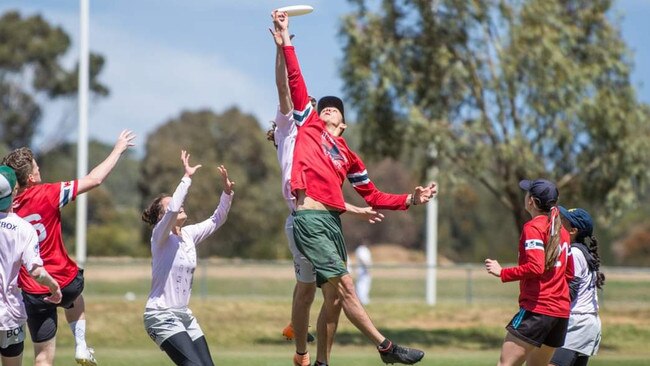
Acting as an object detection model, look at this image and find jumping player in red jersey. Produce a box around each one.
[268,14,385,366]
[2,130,136,366]
[274,11,435,365]
[485,179,574,366]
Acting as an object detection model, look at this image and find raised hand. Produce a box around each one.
[217,164,235,195]
[114,129,136,154]
[181,150,202,178]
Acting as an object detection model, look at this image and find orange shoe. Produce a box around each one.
[282,323,295,340]
[282,323,316,342]
[293,352,311,366]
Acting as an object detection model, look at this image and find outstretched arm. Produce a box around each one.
[273,11,313,125]
[270,11,292,115]
[77,130,136,194]
[185,165,234,244]
[151,150,201,244]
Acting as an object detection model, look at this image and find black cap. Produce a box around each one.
[519,179,559,209]
[317,96,345,122]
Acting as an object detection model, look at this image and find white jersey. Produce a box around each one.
[570,247,599,314]
[0,212,42,329]
[146,177,233,310]
[273,108,297,212]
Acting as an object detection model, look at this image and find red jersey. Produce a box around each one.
[283,46,408,211]
[14,181,79,294]
[501,215,574,318]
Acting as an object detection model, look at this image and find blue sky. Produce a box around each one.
[1,0,648,153]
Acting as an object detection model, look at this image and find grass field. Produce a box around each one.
[17,260,650,365]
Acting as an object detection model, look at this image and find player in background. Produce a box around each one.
[549,207,604,366]
[142,151,233,366]
[485,179,574,366]
[268,17,385,366]
[274,11,435,365]
[354,240,373,305]
[0,165,62,366]
[2,130,135,366]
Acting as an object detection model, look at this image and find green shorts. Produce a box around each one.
[292,210,348,286]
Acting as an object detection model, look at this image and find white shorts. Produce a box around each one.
[563,313,601,356]
[143,308,205,347]
[286,214,316,283]
[0,324,25,349]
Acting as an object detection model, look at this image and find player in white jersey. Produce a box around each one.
[268,17,384,366]
[141,151,234,366]
[0,165,61,366]
[551,207,604,366]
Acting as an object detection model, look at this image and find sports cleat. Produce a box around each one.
[75,347,97,366]
[293,352,311,366]
[379,344,424,365]
[282,323,315,343]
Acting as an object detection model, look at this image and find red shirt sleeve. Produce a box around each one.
[282,46,314,126]
[347,151,408,210]
[501,225,546,282]
[565,242,575,282]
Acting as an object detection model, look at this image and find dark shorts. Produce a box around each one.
[292,210,348,286]
[550,347,590,366]
[22,269,85,343]
[506,308,569,348]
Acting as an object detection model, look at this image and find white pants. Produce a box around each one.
[0,324,25,349]
[143,308,204,347]
[356,272,372,305]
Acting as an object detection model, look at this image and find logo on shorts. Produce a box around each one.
[6,326,23,338]
[147,328,158,342]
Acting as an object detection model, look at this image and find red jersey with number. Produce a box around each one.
[14,181,79,294]
[500,215,574,318]
[283,46,408,211]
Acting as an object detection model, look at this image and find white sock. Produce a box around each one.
[69,320,88,352]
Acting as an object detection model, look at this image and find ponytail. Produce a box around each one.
[544,206,561,271]
[142,194,168,226]
[582,235,606,289]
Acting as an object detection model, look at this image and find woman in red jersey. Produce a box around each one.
[485,179,574,366]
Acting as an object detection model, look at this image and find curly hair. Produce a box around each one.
[2,147,35,188]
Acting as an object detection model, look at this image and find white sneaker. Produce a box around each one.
[75,347,97,366]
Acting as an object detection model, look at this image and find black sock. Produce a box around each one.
[297,351,308,356]
[378,338,393,352]
[314,362,328,366]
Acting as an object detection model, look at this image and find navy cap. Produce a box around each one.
[317,96,345,122]
[519,179,559,209]
[559,206,593,238]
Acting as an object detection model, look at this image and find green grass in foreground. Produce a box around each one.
[16,297,650,365]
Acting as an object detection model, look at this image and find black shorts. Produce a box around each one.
[550,347,590,366]
[506,308,569,348]
[22,269,85,343]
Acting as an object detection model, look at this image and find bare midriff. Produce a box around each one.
[295,189,341,212]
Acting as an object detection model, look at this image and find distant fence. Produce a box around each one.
[81,258,650,309]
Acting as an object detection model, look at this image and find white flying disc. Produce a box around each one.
[276,5,314,17]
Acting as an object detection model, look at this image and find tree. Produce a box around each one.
[339,0,650,229]
[0,10,108,150]
[139,108,288,259]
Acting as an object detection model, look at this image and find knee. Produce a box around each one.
[295,284,316,305]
